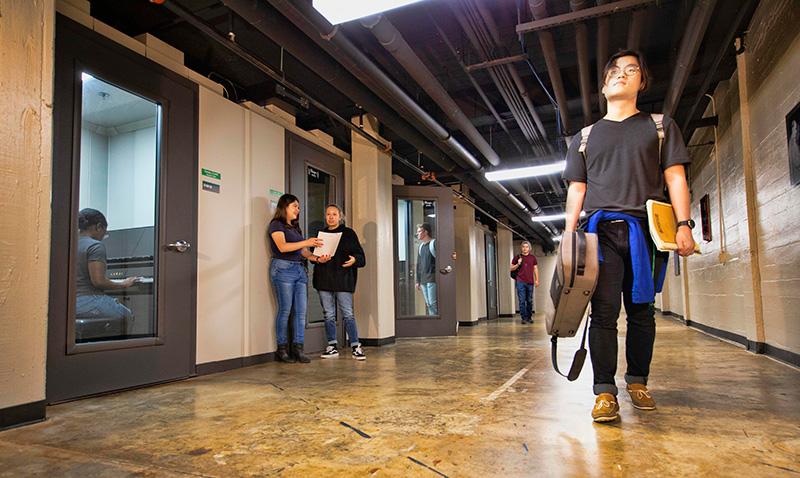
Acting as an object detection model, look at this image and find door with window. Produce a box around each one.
[287,133,345,352]
[47,17,197,403]
[485,233,499,320]
[393,185,456,337]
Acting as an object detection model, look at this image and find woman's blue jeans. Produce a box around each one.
[270,259,307,345]
[318,290,360,347]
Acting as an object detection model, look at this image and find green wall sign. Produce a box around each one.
[201,168,221,180]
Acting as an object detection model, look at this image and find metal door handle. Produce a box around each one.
[166,240,191,252]
[439,265,452,274]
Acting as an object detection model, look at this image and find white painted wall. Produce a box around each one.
[0,0,54,411]
[107,127,157,229]
[454,197,477,324]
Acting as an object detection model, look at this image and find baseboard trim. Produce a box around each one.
[458,320,479,327]
[360,336,396,347]
[499,314,514,318]
[196,353,274,376]
[661,313,800,369]
[1,400,46,431]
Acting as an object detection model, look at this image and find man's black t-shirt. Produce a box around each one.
[562,112,690,220]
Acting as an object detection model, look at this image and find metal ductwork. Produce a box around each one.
[570,0,593,126]
[360,14,499,167]
[253,0,482,170]
[528,0,570,133]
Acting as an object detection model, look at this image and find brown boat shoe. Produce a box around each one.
[592,393,620,422]
[626,383,656,410]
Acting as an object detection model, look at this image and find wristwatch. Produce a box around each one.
[676,219,695,229]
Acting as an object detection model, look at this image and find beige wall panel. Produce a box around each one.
[0,0,54,409]
[196,88,246,364]
[248,113,284,356]
[454,199,477,323]
[497,227,516,316]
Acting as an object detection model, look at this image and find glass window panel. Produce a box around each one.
[397,199,438,317]
[75,73,159,344]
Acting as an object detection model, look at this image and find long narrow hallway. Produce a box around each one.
[2,314,798,477]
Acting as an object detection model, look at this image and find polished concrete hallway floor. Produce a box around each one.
[2,314,800,477]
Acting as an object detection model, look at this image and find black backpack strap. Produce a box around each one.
[551,307,590,381]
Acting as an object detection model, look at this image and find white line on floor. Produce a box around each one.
[483,367,530,401]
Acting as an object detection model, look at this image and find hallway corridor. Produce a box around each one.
[1,314,799,477]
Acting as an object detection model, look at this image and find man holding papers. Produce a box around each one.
[312,205,367,360]
[562,50,694,422]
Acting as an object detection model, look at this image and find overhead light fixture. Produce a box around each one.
[484,161,566,181]
[81,72,94,82]
[531,211,585,222]
[312,0,427,25]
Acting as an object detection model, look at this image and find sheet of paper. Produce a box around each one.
[313,231,342,257]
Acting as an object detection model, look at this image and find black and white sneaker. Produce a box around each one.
[321,345,339,358]
[352,346,366,360]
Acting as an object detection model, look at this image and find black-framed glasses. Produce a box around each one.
[607,64,640,79]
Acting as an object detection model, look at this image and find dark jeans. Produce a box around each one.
[516,281,534,320]
[589,221,657,396]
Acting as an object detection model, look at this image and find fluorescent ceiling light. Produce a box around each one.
[313,0,427,25]
[485,161,566,181]
[81,72,94,82]
[531,211,585,222]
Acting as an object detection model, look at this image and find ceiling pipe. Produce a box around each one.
[359,13,546,223]
[360,14,500,166]
[471,0,554,154]
[241,0,483,170]
[662,0,717,116]
[627,8,647,50]
[596,0,612,117]
[528,0,570,133]
[432,17,525,155]
[446,0,540,148]
[570,0,594,126]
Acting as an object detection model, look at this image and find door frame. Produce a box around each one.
[484,231,499,320]
[392,185,457,337]
[286,132,345,352]
[46,15,198,403]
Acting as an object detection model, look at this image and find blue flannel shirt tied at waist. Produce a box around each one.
[585,210,668,304]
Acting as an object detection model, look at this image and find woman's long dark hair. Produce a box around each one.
[78,208,108,232]
[271,193,302,233]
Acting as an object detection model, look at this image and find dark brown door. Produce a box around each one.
[287,133,345,352]
[393,185,457,337]
[46,16,197,403]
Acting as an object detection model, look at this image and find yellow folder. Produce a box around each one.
[646,200,701,254]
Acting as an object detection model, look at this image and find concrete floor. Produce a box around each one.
[2,313,799,477]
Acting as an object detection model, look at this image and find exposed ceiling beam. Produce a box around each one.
[464,53,529,72]
[516,0,660,34]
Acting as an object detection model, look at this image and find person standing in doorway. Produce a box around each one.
[414,222,437,315]
[313,205,367,360]
[268,194,327,364]
[511,241,539,324]
[562,50,693,422]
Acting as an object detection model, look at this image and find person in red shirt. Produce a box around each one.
[511,241,539,324]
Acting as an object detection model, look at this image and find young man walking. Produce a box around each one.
[511,241,539,324]
[562,50,695,422]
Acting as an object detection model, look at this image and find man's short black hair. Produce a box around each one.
[602,49,651,94]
